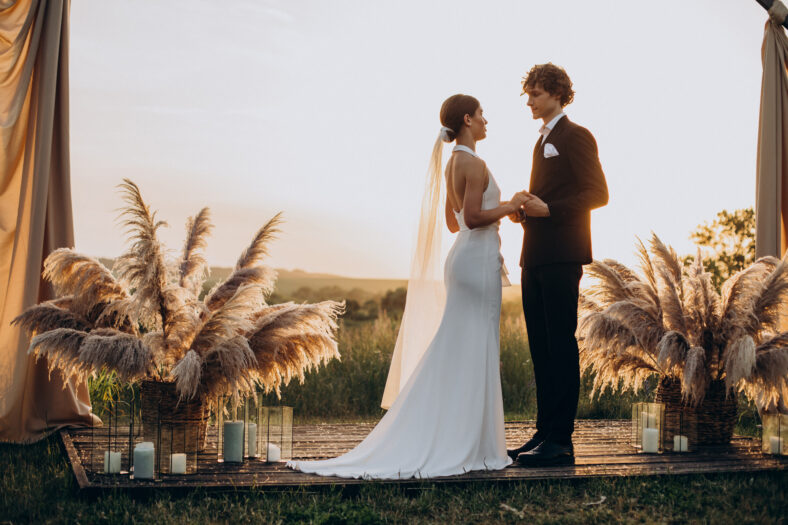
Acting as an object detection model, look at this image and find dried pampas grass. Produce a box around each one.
[28,328,90,386]
[78,328,153,381]
[205,267,276,311]
[235,212,283,270]
[171,349,203,399]
[113,179,170,330]
[12,303,91,335]
[579,234,788,409]
[42,249,128,322]
[16,178,342,404]
[247,300,343,396]
[179,208,213,297]
[723,335,756,391]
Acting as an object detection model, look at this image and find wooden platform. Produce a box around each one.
[60,420,787,493]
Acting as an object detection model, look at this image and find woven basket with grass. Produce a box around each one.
[578,234,788,430]
[140,380,209,452]
[656,377,738,447]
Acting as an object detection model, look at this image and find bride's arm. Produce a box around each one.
[461,161,524,230]
[445,200,460,233]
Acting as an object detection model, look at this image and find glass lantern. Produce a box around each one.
[246,396,262,459]
[762,413,787,455]
[664,408,695,453]
[131,399,159,481]
[217,394,247,463]
[159,421,200,475]
[90,385,137,476]
[632,402,665,453]
[261,406,293,462]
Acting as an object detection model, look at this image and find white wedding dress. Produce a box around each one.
[287,145,512,479]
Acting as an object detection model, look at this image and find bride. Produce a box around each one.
[286,94,528,479]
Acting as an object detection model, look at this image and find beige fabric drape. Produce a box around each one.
[0,0,98,443]
[755,9,788,259]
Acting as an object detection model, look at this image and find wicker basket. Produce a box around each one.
[655,377,738,447]
[140,380,209,452]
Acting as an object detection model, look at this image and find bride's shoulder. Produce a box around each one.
[452,151,485,172]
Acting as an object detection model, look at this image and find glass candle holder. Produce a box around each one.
[762,413,787,455]
[262,406,293,462]
[665,408,695,453]
[159,419,200,475]
[131,389,161,481]
[90,384,137,476]
[632,402,665,453]
[246,396,262,459]
[217,394,247,463]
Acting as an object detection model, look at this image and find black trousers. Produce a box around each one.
[521,263,583,446]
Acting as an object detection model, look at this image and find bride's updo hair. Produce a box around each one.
[439,94,480,142]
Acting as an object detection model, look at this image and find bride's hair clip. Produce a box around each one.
[439,126,455,143]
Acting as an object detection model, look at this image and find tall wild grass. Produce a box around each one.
[87,300,758,429]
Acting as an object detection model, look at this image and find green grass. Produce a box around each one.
[0,434,785,524]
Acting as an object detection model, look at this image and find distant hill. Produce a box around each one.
[96,258,520,302]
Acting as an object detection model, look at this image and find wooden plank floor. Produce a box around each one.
[60,420,788,493]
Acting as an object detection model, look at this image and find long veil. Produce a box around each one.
[381,133,447,409]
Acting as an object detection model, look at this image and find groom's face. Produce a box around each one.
[524,84,562,121]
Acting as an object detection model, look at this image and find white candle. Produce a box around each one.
[133,443,155,479]
[223,421,245,463]
[247,423,258,457]
[673,435,689,452]
[770,436,784,454]
[103,451,121,473]
[267,443,281,462]
[170,453,187,474]
[642,428,659,453]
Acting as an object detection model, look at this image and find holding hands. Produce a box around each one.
[507,191,550,222]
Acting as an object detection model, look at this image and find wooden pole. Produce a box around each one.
[755,0,788,29]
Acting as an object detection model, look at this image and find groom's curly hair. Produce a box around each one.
[521,63,575,107]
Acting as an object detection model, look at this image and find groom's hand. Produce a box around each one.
[507,208,525,223]
[522,193,550,217]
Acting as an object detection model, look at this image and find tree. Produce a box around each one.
[381,287,407,319]
[685,207,755,290]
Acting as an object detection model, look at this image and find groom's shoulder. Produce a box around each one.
[564,119,597,146]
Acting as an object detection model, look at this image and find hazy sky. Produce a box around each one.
[69,0,771,280]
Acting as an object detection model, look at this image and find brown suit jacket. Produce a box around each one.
[520,116,608,269]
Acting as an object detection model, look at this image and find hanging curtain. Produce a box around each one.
[0,0,98,443]
[755,2,788,259]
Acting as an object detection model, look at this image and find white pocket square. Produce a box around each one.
[543,143,559,158]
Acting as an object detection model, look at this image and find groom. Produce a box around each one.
[508,63,608,467]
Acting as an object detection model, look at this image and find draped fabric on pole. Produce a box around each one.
[0,0,98,443]
[755,3,788,259]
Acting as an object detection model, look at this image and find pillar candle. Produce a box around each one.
[642,428,659,453]
[247,423,258,457]
[267,443,281,462]
[133,443,155,479]
[223,421,245,463]
[103,451,121,474]
[673,435,688,452]
[170,453,187,474]
[770,436,784,454]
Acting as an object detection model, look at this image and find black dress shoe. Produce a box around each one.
[516,440,575,467]
[506,435,545,461]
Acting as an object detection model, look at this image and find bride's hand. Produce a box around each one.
[508,191,530,212]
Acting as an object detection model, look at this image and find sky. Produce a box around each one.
[69,0,771,281]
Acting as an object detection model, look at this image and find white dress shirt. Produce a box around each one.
[539,112,565,145]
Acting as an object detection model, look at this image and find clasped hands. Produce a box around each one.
[507,191,549,222]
